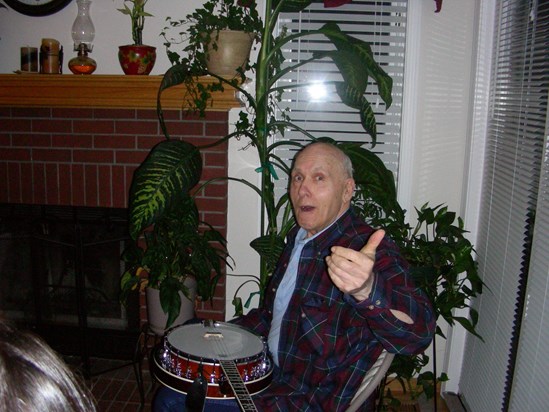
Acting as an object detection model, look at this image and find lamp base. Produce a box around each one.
[69,44,96,75]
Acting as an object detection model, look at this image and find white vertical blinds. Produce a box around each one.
[508,1,549,408]
[509,106,549,410]
[460,0,549,410]
[273,0,407,200]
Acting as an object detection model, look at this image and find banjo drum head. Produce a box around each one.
[166,322,264,362]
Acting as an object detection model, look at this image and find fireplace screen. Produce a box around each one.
[0,204,139,362]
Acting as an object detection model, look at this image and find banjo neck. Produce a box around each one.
[204,323,259,412]
[219,359,258,412]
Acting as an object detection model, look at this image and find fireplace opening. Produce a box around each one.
[0,203,140,374]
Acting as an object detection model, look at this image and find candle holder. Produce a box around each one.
[21,47,38,73]
[40,38,63,74]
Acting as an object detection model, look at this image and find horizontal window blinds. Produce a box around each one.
[460,0,549,410]
[273,0,407,200]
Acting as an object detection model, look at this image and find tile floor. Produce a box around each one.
[84,358,156,412]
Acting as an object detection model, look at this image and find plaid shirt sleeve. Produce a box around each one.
[343,241,435,354]
[235,209,435,411]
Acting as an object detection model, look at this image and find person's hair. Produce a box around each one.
[293,141,354,178]
[0,319,96,412]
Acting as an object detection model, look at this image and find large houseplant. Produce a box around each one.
[352,178,483,405]
[114,0,157,75]
[131,0,480,405]
[154,0,393,306]
[120,141,232,333]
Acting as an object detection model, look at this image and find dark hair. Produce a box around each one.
[0,319,96,412]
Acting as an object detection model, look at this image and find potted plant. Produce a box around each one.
[351,166,484,407]
[155,0,394,308]
[114,0,156,75]
[120,141,232,335]
[162,0,263,77]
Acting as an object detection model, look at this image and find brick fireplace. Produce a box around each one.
[0,74,238,363]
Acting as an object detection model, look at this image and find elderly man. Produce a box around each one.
[154,142,435,411]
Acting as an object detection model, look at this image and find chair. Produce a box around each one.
[346,349,395,412]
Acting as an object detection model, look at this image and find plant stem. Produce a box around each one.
[254,0,278,303]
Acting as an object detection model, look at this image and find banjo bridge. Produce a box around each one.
[204,331,224,340]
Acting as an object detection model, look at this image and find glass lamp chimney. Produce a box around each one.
[71,0,95,52]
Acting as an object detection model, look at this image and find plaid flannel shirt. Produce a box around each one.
[234,208,435,411]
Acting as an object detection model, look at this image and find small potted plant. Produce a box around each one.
[120,141,232,335]
[162,0,263,77]
[114,0,156,75]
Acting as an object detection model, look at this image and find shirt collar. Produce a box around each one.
[294,207,353,250]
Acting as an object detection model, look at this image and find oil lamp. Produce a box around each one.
[68,0,97,75]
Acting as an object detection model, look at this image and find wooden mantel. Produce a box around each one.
[0,74,242,110]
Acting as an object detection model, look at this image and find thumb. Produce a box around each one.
[360,229,385,259]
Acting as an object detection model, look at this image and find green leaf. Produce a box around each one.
[157,63,194,137]
[439,372,449,382]
[333,82,377,142]
[159,63,190,93]
[232,296,244,317]
[250,234,286,273]
[119,270,139,305]
[159,277,182,329]
[244,291,261,308]
[340,143,401,217]
[129,140,202,239]
[318,22,393,108]
[321,50,369,94]
[120,240,143,265]
[453,316,483,340]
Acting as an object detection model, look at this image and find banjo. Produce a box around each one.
[151,320,273,412]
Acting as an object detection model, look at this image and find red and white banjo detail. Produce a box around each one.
[151,321,273,412]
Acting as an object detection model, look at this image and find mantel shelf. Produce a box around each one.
[0,74,241,110]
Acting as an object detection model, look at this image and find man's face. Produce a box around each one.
[290,144,355,238]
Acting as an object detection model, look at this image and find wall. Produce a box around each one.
[401,0,479,394]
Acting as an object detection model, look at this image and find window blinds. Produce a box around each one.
[272,0,407,201]
[459,0,549,410]
[507,0,549,408]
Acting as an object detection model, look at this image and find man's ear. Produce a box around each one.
[344,178,355,203]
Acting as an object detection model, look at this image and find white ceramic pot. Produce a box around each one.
[146,277,197,336]
[205,30,255,77]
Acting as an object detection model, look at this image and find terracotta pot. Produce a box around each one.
[118,44,156,75]
[205,30,255,77]
[146,277,197,336]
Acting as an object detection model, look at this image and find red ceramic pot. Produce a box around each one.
[118,44,156,75]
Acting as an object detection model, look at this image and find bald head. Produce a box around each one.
[294,142,354,179]
[290,142,356,237]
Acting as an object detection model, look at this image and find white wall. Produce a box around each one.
[225,108,262,319]
[0,0,481,394]
[400,0,479,395]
